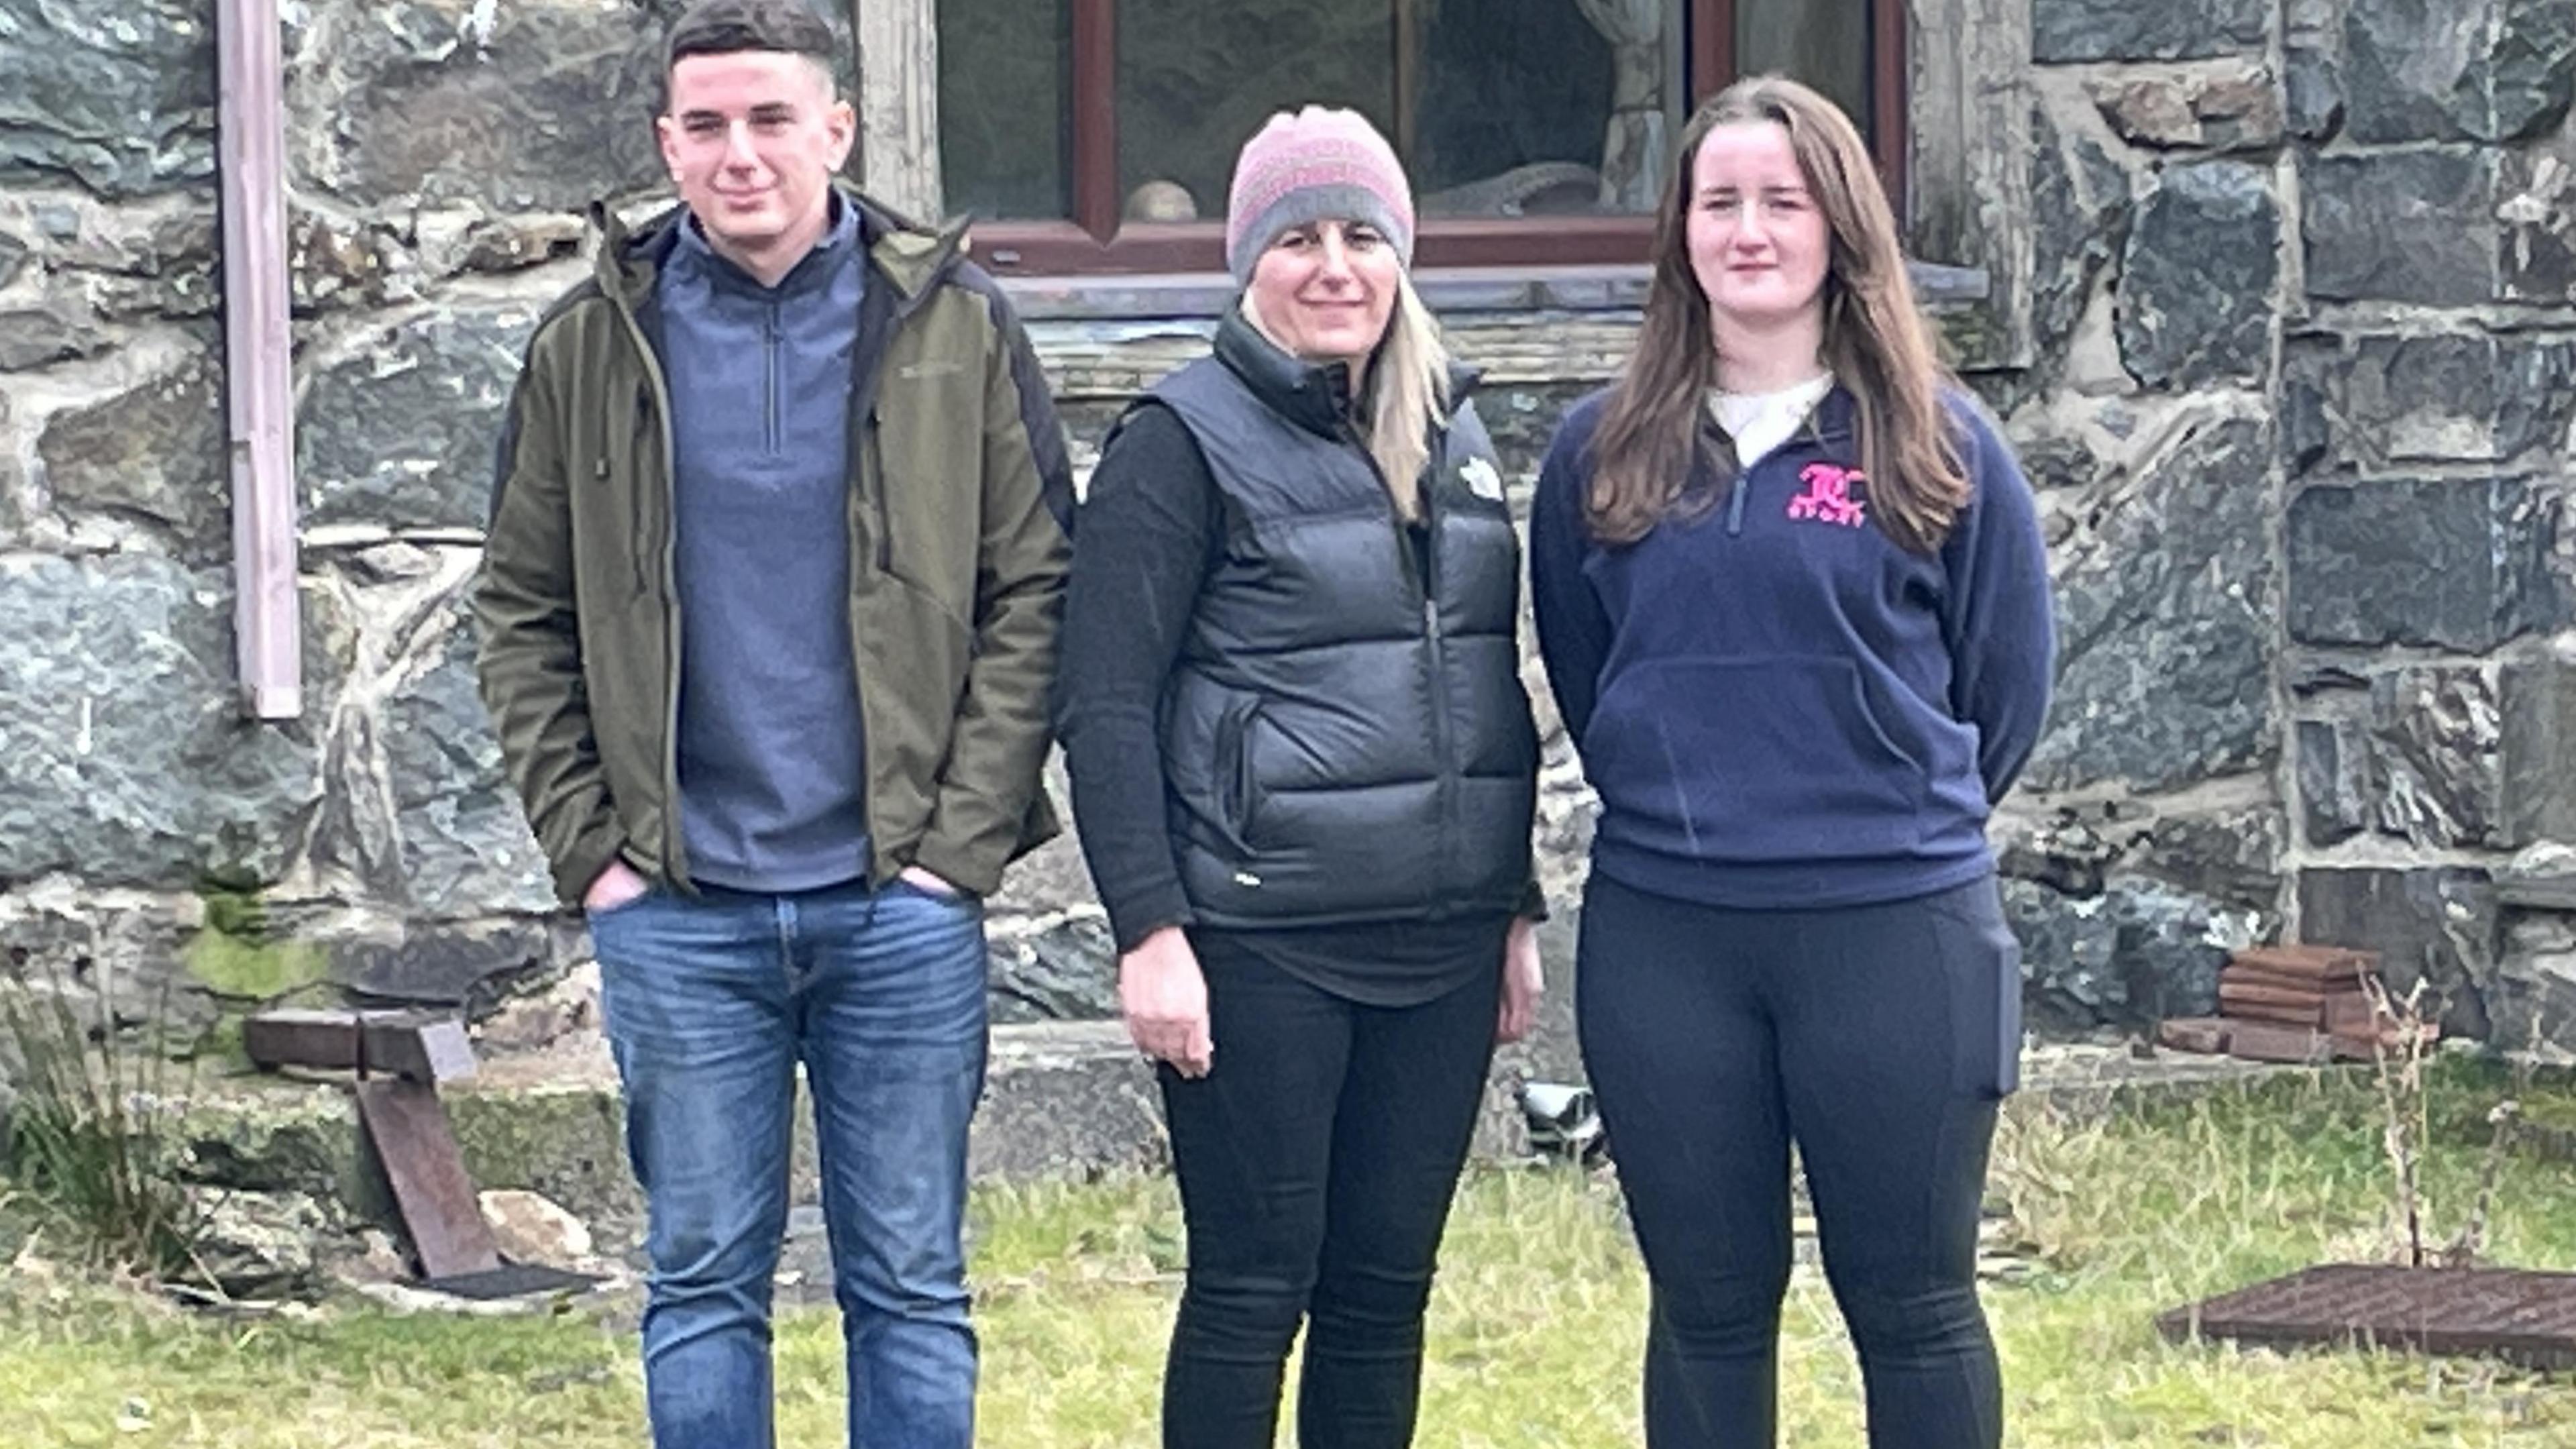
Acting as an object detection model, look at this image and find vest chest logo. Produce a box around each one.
[1459,456,1505,501]
[1786,462,1867,528]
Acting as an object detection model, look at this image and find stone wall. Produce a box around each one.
[2006,0,2576,1052]
[1,0,2573,1068]
[0,0,823,1038]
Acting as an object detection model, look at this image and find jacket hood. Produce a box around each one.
[586,182,973,310]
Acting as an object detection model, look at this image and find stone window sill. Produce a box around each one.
[997,260,1990,322]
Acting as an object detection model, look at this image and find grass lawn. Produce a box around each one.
[3,1057,2572,1446]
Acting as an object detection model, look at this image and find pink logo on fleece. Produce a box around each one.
[1786,463,1868,527]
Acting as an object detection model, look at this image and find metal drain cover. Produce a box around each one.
[2161,1264,2576,1368]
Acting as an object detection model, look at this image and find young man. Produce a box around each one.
[472,3,1072,1444]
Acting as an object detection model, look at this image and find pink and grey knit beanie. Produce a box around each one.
[1224,107,1416,286]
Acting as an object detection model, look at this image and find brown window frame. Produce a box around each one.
[967,0,1907,276]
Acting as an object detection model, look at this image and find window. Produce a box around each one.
[938,0,1902,274]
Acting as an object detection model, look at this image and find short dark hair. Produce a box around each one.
[665,0,839,79]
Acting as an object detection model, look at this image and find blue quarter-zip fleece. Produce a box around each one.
[657,201,871,892]
[1529,386,2055,909]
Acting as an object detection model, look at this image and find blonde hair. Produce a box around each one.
[1241,271,1453,520]
[1587,75,1968,551]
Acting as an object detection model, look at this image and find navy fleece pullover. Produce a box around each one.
[1529,386,2054,909]
[659,201,872,892]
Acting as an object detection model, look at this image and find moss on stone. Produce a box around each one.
[449,1087,639,1222]
[183,890,325,1003]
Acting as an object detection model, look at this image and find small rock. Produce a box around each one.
[192,1189,331,1298]
[462,215,585,272]
[2088,64,2284,151]
[475,963,598,1051]
[0,301,111,372]
[478,1188,593,1267]
[321,1228,411,1287]
[2501,842,2576,909]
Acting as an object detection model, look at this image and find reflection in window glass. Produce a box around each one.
[1736,0,1870,137]
[1411,0,1675,216]
[1117,0,1680,225]
[1117,0,1393,226]
[938,0,1072,220]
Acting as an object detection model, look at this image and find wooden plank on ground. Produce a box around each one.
[355,1079,501,1281]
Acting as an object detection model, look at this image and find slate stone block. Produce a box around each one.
[2033,0,2271,63]
[2286,478,2561,649]
[2296,867,2500,1040]
[2304,150,2498,305]
[2119,161,2279,388]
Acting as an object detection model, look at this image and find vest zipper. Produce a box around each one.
[1340,411,1462,912]
[1727,468,1750,535]
[1417,440,1459,913]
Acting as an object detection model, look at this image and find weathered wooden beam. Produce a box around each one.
[1907,0,2033,370]
[855,0,943,219]
[241,1008,478,1085]
[216,0,301,719]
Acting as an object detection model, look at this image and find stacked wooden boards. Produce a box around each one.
[2155,945,2435,1063]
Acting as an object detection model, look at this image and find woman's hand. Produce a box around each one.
[1120,926,1214,1078]
[1497,916,1543,1044]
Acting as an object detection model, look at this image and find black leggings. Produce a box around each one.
[1157,934,1500,1449]
[1577,872,2019,1448]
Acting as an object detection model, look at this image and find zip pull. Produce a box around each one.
[1424,596,1440,636]
[865,405,893,572]
[1727,474,1750,535]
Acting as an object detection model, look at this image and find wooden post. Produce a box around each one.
[856,0,945,221]
[1904,0,2031,369]
[216,0,301,720]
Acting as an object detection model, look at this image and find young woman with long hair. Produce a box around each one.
[1529,76,2055,1448]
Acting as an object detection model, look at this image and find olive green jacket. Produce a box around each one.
[473,188,1073,904]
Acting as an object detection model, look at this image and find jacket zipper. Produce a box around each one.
[606,293,691,888]
[867,406,892,572]
[626,390,651,594]
[1727,467,1750,535]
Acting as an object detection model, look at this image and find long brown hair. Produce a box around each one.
[1586,75,1967,552]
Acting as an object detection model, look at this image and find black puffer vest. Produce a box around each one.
[1144,312,1538,928]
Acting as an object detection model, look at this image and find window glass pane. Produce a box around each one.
[1113,1,1683,224]
[1736,0,1870,138]
[938,0,1072,219]
[1117,0,1393,225]
[1413,0,1682,216]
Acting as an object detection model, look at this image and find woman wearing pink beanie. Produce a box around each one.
[1056,106,1547,1448]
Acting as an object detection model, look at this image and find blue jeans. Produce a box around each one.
[590,876,989,1449]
